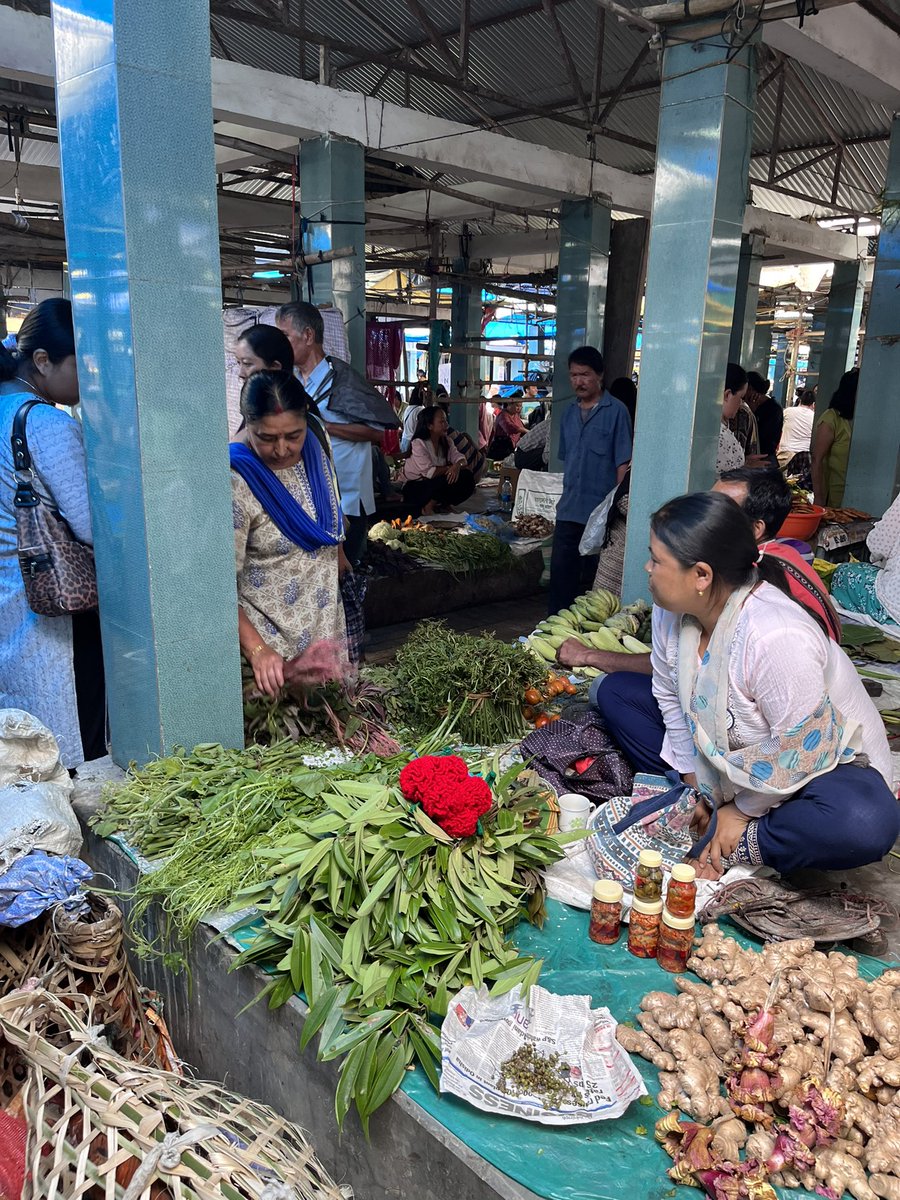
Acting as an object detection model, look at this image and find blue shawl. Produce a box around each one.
[229,436,342,552]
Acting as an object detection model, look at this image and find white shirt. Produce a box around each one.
[716,425,745,475]
[400,405,424,454]
[302,356,375,518]
[651,584,892,816]
[779,404,815,456]
[870,492,900,624]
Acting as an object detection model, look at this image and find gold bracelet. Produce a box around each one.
[249,643,266,659]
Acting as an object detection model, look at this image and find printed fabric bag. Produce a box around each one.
[585,771,708,884]
[12,399,98,617]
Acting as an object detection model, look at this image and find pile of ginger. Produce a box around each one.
[616,924,900,1200]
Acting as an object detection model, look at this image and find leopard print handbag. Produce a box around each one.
[12,399,98,617]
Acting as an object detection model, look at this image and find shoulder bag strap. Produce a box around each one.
[11,398,48,509]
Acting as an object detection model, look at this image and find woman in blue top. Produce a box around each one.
[0,299,105,767]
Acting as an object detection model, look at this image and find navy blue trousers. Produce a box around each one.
[591,671,900,873]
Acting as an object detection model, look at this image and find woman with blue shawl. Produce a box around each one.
[230,371,348,697]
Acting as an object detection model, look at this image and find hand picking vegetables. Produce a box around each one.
[617,923,900,1200]
[369,619,544,745]
[232,754,565,1132]
[526,591,652,676]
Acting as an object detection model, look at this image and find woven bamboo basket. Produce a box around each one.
[0,988,349,1200]
[0,916,53,1104]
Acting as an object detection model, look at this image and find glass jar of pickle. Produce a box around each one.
[589,879,623,945]
[634,849,663,902]
[627,897,663,958]
[666,863,697,919]
[657,910,696,973]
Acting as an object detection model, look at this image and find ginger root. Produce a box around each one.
[871,1175,900,1200]
[811,1146,878,1200]
[615,1024,676,1073]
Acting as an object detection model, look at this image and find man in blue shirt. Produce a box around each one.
[548,346,632,614]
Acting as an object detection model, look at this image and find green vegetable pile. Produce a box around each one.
[232,757,564,1131]
[370,620,544,745]
[370,522,513,574]
[91,741,386,967]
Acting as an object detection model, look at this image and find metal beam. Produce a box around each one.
[542,0,591,121]
[594,42,651,128]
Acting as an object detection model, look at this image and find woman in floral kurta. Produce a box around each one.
[230,370,347,697]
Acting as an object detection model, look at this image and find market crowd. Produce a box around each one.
[2,294,899,895]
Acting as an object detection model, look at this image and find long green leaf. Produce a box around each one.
[319,1009,399,1061]
[299,984,343,1051]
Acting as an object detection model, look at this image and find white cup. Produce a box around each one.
[557,792,593,832]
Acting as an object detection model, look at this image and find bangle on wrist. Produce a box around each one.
[249,643,265,659]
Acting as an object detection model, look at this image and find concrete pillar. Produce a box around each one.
[805,309,826,388]
[603,217,649,385]
[816,258,865,418]
[773,333,789,404]
[300,136,366,369]
[549,197,611,470]
[845,114,900,513]
[622,33,757,600]
[450,263,482,440]
[51,0,244,764]
[428,319,449,391]
[749,308,772,376]
[729,234,764,365]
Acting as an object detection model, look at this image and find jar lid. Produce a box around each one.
[631,897,663,916]
[593,879,624,903]
[638,849,663,869]
[662,909,696,930]
[671,863,696,884]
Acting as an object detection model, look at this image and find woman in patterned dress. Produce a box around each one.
[230,371,349,697]
[0,299,105,767]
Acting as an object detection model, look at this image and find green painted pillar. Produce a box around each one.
[428,320,450,391]
[51,0,244,764]
[300,136,366,368]
[450,263,482,440]
[845,115,900,513]
[749,309,772,376]
[816,259,865,418]
[622,33,757,601]
[805,309,826,388]
[729,235,764,365]
[549,198,611,470]
[773,333,789,405]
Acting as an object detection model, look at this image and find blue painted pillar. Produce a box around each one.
[450,263,482,440]
[729,234,764,364]
[622,33,757,600]
[845,115,900,513]
[549,198,611,470]
[805,309,826,388]
[773,333,789,404]
[51,0,244,764]
[815,259,865,417]
[749,309,772,376]
[300,136,366,369]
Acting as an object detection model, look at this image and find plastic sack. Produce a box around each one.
[578,486,617,556]
[0,710,79,872]
[0,851,91,928]
[0,1107,27,1200]
[440,983,646,1125]
[511,469,564,521]
[463,513,518,543]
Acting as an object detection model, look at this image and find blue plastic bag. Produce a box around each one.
[0,850,92,927]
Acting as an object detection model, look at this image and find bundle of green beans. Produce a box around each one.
[91,742,395,967]
[396,529,512,573]
[380,620,543,745]
[232,755,564,1131]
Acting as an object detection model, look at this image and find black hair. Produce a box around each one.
[653,490,830,633]
[509,388,524,399]
[435,384,448,397]
[413,405,450,457]
[718,466,792,540]
[829,368,859,420]
[725,362,748,395]
[608,376,637,427]
[747,370,770,395]
[568,345,604,376]
[240,369,310,424]
[275,301,324,346]
[799,388,816,407]
[0,297,75,382]
[236,323,294,371]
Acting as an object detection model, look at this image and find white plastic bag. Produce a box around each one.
[578,486,617,556]
[0,709,80,871]
[511,470,564,521]
[440,983,646,1124]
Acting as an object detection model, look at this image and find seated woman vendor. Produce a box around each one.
[230,370,349,697]
[595,491,898,879]
[830,491,900,628]
[400,405,476,517]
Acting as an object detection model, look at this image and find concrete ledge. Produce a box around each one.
[72,788,538,1200]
